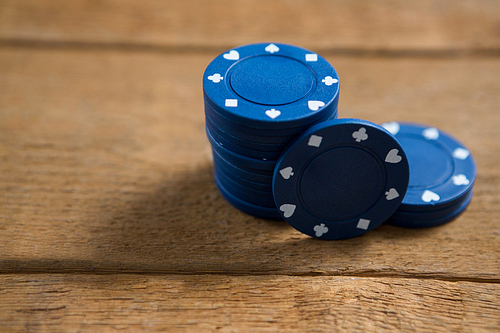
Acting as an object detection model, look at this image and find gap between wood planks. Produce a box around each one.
[1,260,499,284]
[1,38,500,59]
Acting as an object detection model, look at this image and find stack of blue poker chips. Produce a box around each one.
[381,122,476,228]
[203,43,340,219]
[203,42,477,239]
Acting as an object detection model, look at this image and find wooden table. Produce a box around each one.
[1,1,499,331]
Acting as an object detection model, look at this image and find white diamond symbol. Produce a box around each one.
[225,99,238,107]
[357,219,371,230]
[308,135,323,147]
[305,54,318,62]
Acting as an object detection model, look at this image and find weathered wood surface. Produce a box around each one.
[1,274,500,332]
[1,0,500,331]
[1,0,500,53]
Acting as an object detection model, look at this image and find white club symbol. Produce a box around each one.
[208,73,223,83]
[452,174,470,186]
[322,76,338,86]
[314,223,329,237]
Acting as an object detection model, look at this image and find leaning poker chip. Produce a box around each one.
[273,119,410,240]
[214,172,282,220]
[381,122,477,213]
[203,43,340,130]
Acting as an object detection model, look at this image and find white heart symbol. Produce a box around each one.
[223,50,239,60]
[279,167,294,180]
[382,122,400,135]
[385,149,402,163]
[308,100,325,111]
[265,43,280,53]
[422,127,439,140]
[385,188,400,200]
[421,190,440,203]
[279,204,296,218]
[313,223,329,237]
[265,109,281,119]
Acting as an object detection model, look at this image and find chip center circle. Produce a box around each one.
[229,55,315,105]
[299,147,384,221]
[398,136,453,189]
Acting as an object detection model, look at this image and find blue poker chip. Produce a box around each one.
[212,148,273,184]
[273,118,410,240]
[206,126,276,173]
[388,189,473,228]
[203,43,339,129]
[206,115,288,152]
[207,119,284,160]
[214,172,282,220]
[215,165,275,207]
[206,106,338,145]
[214,161,273,192]
[381,122,476,213]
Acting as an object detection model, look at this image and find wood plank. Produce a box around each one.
[0,48,499,280]
[1,0,500,52]
[1,274,499,332]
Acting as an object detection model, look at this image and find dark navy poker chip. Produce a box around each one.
[381,122,476,213]
[214,172,282,220]
[273,119,410,240]
[203,43,339,130]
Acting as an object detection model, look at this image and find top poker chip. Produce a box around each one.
[273,119,410,240]
[381,122,476,213]
[203,43,339,129]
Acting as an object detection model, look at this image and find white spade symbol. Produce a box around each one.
[265,44,280,53]
[385,188,400,200]
[279,167,294,180]
[265,109,281,119]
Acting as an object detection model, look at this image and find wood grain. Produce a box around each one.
[1,48,498,281]
[1,0,500,330]
[1,0,500,52]
[1,274,500,332]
